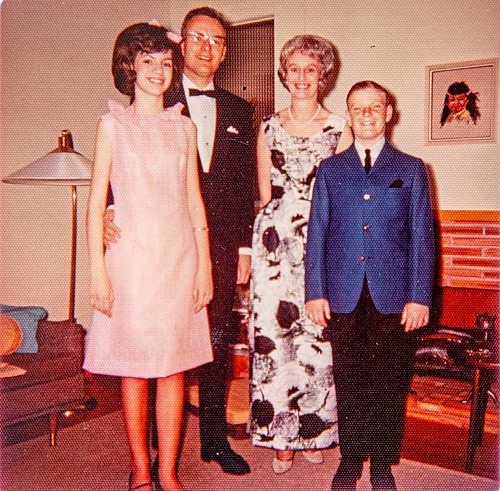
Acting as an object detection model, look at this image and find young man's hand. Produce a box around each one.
[401,303,429,332]
[305,299,331,328]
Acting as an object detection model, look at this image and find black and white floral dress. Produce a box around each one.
[249,112,345,450]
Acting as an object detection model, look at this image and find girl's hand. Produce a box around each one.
[193,266,213,313]
[90,273,114,317]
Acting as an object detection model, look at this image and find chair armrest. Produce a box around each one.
[417,325,480,342]
[36,319,85,356]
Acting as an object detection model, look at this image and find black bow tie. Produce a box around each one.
[189,88,216,98]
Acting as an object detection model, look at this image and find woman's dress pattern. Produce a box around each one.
[249,112,345,449]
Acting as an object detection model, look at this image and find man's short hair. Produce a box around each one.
[181,6,228,37]
[346,80,389,105]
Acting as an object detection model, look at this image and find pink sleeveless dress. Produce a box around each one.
[84,101,213,378]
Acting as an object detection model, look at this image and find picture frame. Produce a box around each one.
[425,58,497,144]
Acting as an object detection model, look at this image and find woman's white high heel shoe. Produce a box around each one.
[302,450,324,464]
[272,456,293,474]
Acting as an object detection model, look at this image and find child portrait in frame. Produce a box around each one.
[426,58,497,144]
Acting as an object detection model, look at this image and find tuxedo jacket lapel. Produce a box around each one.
[165,86,213,175]
[210,88,230,176]
[166,85,226,175]
[166,82,255,250]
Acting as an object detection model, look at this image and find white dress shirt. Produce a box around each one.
[354,138,385,169]
[182,75,216,173]
[182,76,251,257]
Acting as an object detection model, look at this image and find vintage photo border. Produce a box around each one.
[425,58,497,144]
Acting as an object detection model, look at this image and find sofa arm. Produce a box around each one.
[36,319,85,356]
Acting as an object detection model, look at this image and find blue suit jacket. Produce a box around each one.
[305,142,434,314]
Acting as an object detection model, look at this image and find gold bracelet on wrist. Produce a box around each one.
[193,226,209,232]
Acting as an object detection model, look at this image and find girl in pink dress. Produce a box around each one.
[84,23,213,491]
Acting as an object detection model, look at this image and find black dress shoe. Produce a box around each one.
[370,464,397,491]
[201,447,250,475]
[331,459,363,491]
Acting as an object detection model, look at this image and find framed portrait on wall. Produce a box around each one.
[425,58,497,144]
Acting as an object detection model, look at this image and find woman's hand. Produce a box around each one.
[90,272,114,317]
[193,266,213,313]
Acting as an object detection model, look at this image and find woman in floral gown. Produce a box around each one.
[249,35,352,473]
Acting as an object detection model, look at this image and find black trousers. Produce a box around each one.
[198,246,238,454]
[327,279,417,465]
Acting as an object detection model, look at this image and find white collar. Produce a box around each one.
[354,138,385,165]
[182,75,215,93]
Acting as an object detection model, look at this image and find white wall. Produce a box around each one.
[1,0,498,328]
[0,0,170,325]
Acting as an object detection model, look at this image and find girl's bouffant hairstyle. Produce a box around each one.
[278,35,336,91]
[112,23,183,97]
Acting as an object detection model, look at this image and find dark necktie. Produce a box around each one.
[189,88,216,98]
[364,149,372,174]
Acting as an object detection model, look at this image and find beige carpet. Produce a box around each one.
[1,411,498,491]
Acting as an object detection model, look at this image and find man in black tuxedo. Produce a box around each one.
[105,6,254,476]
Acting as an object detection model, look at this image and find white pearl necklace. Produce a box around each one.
[287,104,321,128]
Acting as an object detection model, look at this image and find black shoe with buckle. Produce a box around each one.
[201,447,250,475]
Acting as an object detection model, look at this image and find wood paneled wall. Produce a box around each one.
[433,210,499,328]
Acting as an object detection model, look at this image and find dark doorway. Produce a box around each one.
[215,19,274,127]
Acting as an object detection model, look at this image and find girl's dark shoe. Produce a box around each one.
[128,471,154,491]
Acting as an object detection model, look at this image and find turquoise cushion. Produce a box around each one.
[0,305,48,353]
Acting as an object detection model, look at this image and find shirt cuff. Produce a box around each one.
[238,247,252,256]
